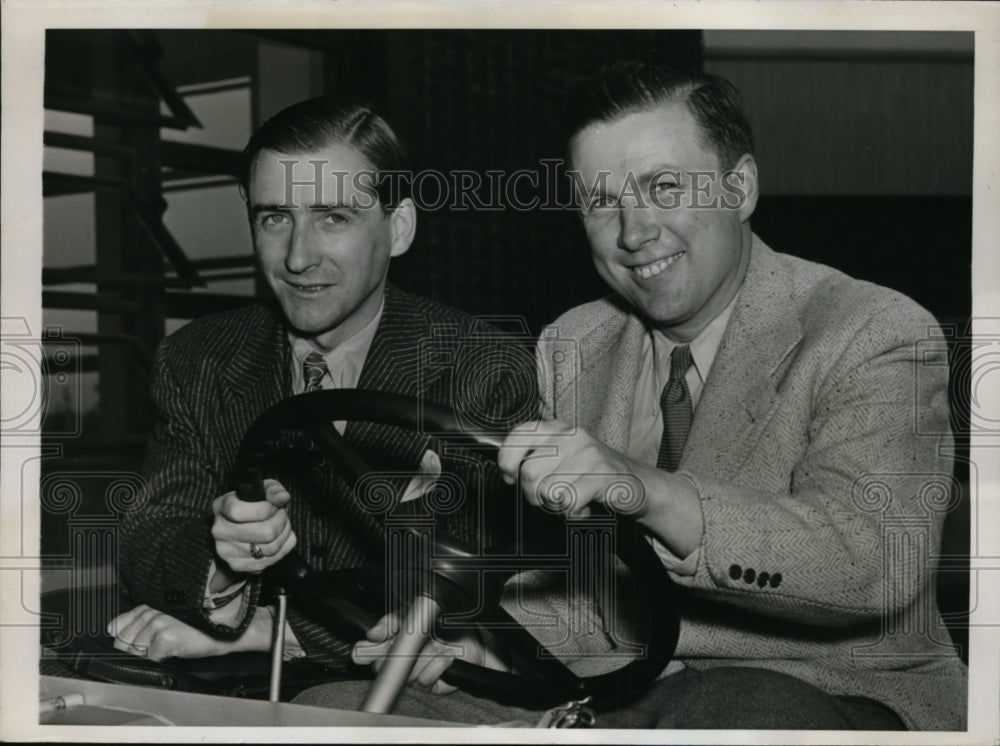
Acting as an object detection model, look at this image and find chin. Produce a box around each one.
[285,313,339,337]
[642,305,689,329]
[632,295,678,320]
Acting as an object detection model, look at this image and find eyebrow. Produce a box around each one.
[588,168,683,206]
[250,203,359,217]
[634,166,684,188]
[575,165,685,200]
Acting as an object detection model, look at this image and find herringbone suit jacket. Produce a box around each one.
[120,284,537,663]
[537,238,967,730]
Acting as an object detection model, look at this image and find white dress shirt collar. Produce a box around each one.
[288,296,386,394]
[650,293,738,408]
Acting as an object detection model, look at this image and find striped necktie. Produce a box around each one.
[656,345,693,472]
[303,351,329,393]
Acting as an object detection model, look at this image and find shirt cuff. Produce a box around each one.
[203,559,249,627]
[648,537,701,577]
[400,449,442,503]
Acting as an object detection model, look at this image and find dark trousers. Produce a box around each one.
[292,666,907,729]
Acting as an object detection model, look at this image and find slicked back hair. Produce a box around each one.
[564,62,755,170]
[239,96,411,210]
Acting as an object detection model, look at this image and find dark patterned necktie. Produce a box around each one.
[303,352,329,393]
[656,345,693,472]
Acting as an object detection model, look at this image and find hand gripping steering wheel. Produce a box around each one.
[232,389,680,713]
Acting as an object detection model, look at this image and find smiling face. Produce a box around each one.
[570,99,758,342]
[248,142,415,351]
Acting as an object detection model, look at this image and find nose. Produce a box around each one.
[618,204,660,252]
[618,205,660,251]
[285,219,320,274]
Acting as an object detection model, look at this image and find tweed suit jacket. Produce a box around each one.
[119,284,537,663]
[536,237,967,730]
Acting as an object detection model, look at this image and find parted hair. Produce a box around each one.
[239,96,411,209]
[564,62,755,170]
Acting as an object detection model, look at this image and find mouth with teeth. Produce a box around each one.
[287,282,333,294]
[631,251,685,280]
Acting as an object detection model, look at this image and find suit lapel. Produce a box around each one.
[217,304,289,465]
[589,314,648,453]
[348,285,440,469]
[355,285,433,398]
[682,238,803,480]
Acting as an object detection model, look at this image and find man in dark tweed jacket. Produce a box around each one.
[109,98,537,668]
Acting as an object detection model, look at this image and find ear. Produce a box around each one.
[729,154,759,222]
[388,198,417,258]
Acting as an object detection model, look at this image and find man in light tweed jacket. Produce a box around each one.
[495,63,966,730]
[299,64,966,730]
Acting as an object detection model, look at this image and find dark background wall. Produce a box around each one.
[264,30,974,336]
[259,29,704,334]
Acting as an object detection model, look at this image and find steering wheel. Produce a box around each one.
[232,389,680,712]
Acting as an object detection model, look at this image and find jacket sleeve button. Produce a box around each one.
[757,571,770,588]
[728,564,742,580]
[743,568,756,584]
[769,573,782,588]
